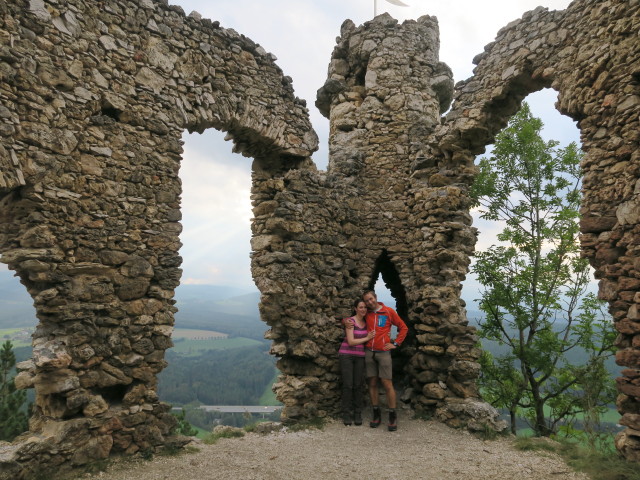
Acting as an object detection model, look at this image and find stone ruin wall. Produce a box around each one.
[263,14,486,426]
[0,0,315,476]
[435,0,640,460]
[0,0,639,475]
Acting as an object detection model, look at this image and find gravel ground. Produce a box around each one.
[85,410,587,480]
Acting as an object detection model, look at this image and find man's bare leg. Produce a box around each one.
[380,378,396,409]
[368,377,382,427]
[368,376,379,406]
[381,378,397,431]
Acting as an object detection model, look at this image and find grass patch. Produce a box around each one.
[515,436,640,480]
[156,444,200,457]
[140,448,154,460]
[413,410,433,421]
[514,436,558,452]
[564,448,640,480]
[203,428,245,445]
[287,417,326,432]
[258,371,281,406]
[191,425,210,439]
[243,422,258,433]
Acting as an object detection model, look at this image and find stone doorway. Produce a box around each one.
[368,249,414,386]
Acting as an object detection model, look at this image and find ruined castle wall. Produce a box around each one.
[0,0,315,476]
[252,14,493,427]
[430,0,640,460]
[316,15,483,418]
[1,0,640,473]
[261,0,640,460]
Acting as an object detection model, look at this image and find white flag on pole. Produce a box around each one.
[374,0,409,17]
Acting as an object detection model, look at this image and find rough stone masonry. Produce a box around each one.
[0,0,638,476]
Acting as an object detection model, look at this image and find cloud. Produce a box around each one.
[178,129,254,288]
[180,134,252,223]
[169,0,581,295]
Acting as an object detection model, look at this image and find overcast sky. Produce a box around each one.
[1,1,581,308]
[170,0,581,307]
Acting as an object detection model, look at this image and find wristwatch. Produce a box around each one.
[392,341,398,347]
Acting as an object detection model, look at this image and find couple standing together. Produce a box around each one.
[338,290,408,431]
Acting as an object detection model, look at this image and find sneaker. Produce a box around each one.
[354,411,362,426]
[342,413,352,426]
[370,407,381,428]
[388,409,397,431]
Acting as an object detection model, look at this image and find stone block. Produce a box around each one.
[422,383,447,400]
[580,216,617,233]
[34,370,79,395]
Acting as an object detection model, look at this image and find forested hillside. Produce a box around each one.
[467,312,621,378]
[158,345,276,405]
[0,272,36,328]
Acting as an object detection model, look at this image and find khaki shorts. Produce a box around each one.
[365,350,393,380]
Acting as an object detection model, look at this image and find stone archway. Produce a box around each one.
[1,0,639,475]
[368,249,413,383]
[0,0,315,476]
[429,0,640,461]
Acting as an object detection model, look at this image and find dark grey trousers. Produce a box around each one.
[339,354,365,415]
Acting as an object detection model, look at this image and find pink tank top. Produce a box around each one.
[338,317,368,357]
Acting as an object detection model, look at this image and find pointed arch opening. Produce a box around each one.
[156,128,280,431]
[368,249,415,387]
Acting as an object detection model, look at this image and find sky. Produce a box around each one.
[171,0,580,307]
[1,0,580,308]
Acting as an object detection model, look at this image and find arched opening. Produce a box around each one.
[156,128,280,432]
[368,249,414,389]
[463,88,584,310]
[464,87,619,437]
[0,264,34,440]
[0,190,45,440]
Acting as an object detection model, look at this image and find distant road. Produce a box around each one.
[172,405,281,414]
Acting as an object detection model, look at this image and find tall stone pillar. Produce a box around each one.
[315,14,504,429]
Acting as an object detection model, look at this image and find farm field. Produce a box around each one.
[173,328,228,340]
[170,336,263,355]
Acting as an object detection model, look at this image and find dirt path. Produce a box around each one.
[85,410,588,480]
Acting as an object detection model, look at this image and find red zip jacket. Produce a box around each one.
[365,302,408,351]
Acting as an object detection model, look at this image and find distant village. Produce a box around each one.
[1,328,32,345]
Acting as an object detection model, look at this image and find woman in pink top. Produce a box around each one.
[338,299,374,425]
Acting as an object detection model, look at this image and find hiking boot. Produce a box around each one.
[354,410,362,426]
[388,409,397,431]
[370,407,381,428]
[342,412,352,426]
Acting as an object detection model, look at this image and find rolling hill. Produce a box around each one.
[0,268,264,336]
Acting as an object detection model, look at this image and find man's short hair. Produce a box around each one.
[362,290,377,299]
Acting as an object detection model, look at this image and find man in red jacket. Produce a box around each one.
[362,290,408,431]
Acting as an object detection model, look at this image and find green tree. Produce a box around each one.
[0,340,28,440]
[470,102,616,437]
[172,409,198,436]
